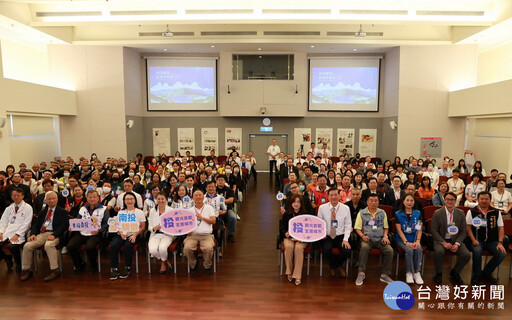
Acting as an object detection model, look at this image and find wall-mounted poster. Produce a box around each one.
[358,129,377,157]
[152,128,171,156]
[294,128,311,155]
[316,128,333,154]
[420,137,442,158]
[337,128,355,158]
[177,128,195,155]
[201,128,218,156]
[225,128,242,155]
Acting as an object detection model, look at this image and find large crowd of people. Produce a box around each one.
[0,150,252,281]
[275,140,511,286]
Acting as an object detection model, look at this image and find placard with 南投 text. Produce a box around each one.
[288,215,326,242]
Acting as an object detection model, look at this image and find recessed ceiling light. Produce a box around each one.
[310,45,315,48]
[257,48,262,50]
[211,45,215,48]
[353,48,357,52]
[163,49,168,51]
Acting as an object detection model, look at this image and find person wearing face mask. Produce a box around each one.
[100,182,116,214]
[110,172,123,194]
[423,164,439,189]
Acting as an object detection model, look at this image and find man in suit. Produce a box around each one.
[20,191,69,282]
[4,173,32,207]
[431,192,470,284]
[279,158,299,187]
[361,178,384,204]
[385,176,406,209]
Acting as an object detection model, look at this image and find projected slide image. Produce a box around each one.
[149,67,215,104]
[311,67,378,105]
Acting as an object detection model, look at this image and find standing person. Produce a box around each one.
[267,139,281,180]
[394,194,424,284]
[431,192,470,284]
[280,194,309,286]
[148,192,174,273]
[317,188,352,278]
[248,151,257,182]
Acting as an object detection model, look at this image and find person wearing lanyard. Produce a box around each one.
[317,188,352,278]
[279,194,312,286]
[67,190,109,274]
[0,189,33,273]
[183,190,216,275]
[394,194,424,284]
[20,191,69,282]
[204,181,227,251]
[142,184,160,217]
[148,192,174,274]
[491,179,512,217]
[466,191,506,285]
[464,173,485,208]
[447,169,465,206]
[109,192,146,280]
[354,194,394,286]
[431,192,470,285]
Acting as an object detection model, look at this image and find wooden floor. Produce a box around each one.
[1,174,511,319]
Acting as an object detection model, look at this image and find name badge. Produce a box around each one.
[472,217,482,227]
[115,190,121,195]
[415,223,422,231]
[321,197,326,203]
[405,227,412,233]
[331,220,338,229]
[480,219,487,228]
[447,225,458,235]
[9,216,16,224]
[43,220,51,228]
[498,201,504,208]
[372,225,378,230]
[452,186,457,192]
[471,193,476,198]
[368,219,375,226]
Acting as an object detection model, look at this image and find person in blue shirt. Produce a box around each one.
[395,193,424,285]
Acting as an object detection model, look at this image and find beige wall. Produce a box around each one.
[477,42,512,86]
[396,44,478,160]
[52,45,128,160]
[449,79,512,117]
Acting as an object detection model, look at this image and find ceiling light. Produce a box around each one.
[163,49,167,51]
[310,45,315,48]
[353,48,358,51]
[257,48,262,50]
[211,45,215,47]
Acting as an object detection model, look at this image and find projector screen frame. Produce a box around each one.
[145,57,219,112]
[307,57,382,113]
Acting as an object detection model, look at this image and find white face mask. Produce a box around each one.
[102,186,111,194]
[129,172,135,177]
[234,168,240,173]
[117,168,123,172]
[64,172,70,177]
[212,170,217,174]
[225,169,232,174]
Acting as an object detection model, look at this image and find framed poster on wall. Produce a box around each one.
[152,128,171,156]
[225,128,242,155]
[316,128,333,154]
[358,129,377,157]
[177,128,195,155]
[337,128,355,158]
[201,128,218,156]
[293,128,311,155]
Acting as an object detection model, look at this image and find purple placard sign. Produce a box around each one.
[69,218,100,232]
[288,215,326,242]
[160,209,197,236]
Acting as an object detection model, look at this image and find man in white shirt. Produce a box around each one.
[267,139,280,179]
[317,188,352,277]
[184,190,217,275]
[293,152,307,166]
[320,143,331,157]
[307,142,321,157]
[21,171,38,197]
[438,161,453,178]
[0,189,33,272]
[115,180,143,211]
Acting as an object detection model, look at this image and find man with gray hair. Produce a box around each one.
[20,191,69,282]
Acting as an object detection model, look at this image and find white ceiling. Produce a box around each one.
[0,0,511,52]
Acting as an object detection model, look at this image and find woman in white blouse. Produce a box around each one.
[491,179,512,217]
[148,192,175,273]
[171,184,195,209]
[464,173,486,208]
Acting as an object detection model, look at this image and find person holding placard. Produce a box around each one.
[317,188,352,278]
[67,190,109,274]
[148,192,174,273]
[109,192,146,280]
[280,194,310,286]
[394,194,424,285]
[466,191,506,285]
[184,190,216,275]
[0,188,33,273]
[354,194,394,285]
[431,192,470,285]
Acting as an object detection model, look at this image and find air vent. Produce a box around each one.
[186,9,253,14]
[111,10,177,16]
[262,9,330,14]
[36,11,101,17]
[340,10,408,15]
[139,32,195,37]
[201,31,257,36]
[264,31,321,36]
[327,31,384,37]
[417,10,484,16]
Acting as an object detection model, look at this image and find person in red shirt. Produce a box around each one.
[311,174,330,209]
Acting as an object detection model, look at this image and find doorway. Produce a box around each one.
[248,134,288,172]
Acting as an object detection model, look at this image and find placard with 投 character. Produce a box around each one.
[69,218,101,232]
[108,212,140,233]
[160,209,197,236]
[288,215,326,242]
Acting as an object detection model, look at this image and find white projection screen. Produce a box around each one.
[308,57,381,112]
[146,57,217,111]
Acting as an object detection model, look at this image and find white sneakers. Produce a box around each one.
[355,272,366,286]
[413,272,424,285]
[406,272,414,284]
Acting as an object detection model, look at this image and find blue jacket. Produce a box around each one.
[395,209,422,243]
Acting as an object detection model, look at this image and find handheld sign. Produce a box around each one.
[160,209,197,236]
[108,212,139,233]
[288,215,326,242]
[276,192,285,201]
[61,189,69,198]
[69,218,100,232]
[86,185,95,192]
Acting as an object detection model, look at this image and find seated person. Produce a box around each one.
[20,191,69,282]
[317,188,352,278]
[142,184,161,217]
[466,191,506,285]
[338,175,353,204]
[354,194,394,285]
[384,176,405,209]
[345,188,367,225]
[447,169,465,206]
[394,194,424,284]
[115,180,143,211]
[67,190,109,274]
[431,192,470,284]
[418,176,435,202]
[283,172,298,195]
[109,192,146,280]
[184,190,216,275]
[0,188,33,272]
[491,179,512,217]
[361,178,384,204]
[280,182,314,215]
[464,173,485,208]
[280,194,310,286]
[311,175,330,209]
[423,163,440,189]
[148,192,174,273]
[432,182,449,207]
[215,175,237,243]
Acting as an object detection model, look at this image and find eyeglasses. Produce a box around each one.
[445,198,456,201]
